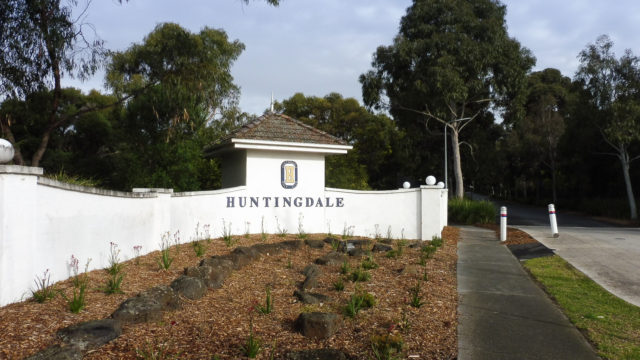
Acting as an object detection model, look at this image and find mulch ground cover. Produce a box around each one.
[0,227,460,359]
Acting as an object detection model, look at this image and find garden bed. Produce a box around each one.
[0,227,459,359]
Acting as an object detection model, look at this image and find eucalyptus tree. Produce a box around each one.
[106,23,244,191]
[0,0,105,166]
[576,35,640,220]
[360,0,534,198]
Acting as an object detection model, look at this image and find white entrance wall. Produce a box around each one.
[0,155,447,306]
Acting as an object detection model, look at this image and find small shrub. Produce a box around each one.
[385,226,393,241]
[340,261,351,275]
[373,224,381,240]
[65,255,91,313]
[275,216,288,237]
[333,278,345,291]
[421,244,437,260]
[244,221,251,239]
[371,330,404,360]
[330,238,341,251]
[342,223,354,239]
[158,232,174,270]
[106,242,124,276]
[133,245,142,265]
[297,213,307,239]
[241,316,261,358]
[431,235,444,248]
[31,269,56,303]
[261,216,267,242]
[362,256,378,270]
[344,290,375,318]
[350,267,371,282]
[385,250,399,259]
[103,272,124,295]
[448,197,495,224]
[408,281,424,308]
[222,219,235,246]
[257,287,273,315]
[191,240,206,257]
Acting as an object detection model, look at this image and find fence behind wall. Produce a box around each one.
[0,165,447,306]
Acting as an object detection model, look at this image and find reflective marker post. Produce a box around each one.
[548,204,559,238]
[500,206,507,242]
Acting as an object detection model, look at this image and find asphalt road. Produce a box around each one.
[486,199,640,307]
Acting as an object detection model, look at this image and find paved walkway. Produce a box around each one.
[517,226,640,307]
[457,226,599,360]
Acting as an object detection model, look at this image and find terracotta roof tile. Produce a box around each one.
[222,113,347,146]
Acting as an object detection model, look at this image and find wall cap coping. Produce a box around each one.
[0,165,44,176]
[38,177,157,198]
[132,188,174,194]
[325,187,420,195]
[172,186,247,197]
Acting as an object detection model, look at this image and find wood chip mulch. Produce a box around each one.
[0,227,459,359]
[475,224,539,245]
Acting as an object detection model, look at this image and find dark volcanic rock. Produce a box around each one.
[170,275,207,300]
[24,344,82,360]
[112,295,164,324]
[252,243,283,255]
[281,240,303,250]
[302,264,321,278]
[315,251,347,266]
[199,256,234,270]
[184,265,231,289]
[140,285,181,310]
[295,312,342,339]
[304,239,325,248]
[232,246,261,261]
[372,243,393,252]
[57,319,122,351]
[294,290,331,304]
[347,248,368,258]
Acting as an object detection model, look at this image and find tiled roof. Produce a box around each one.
[221,113,348,146]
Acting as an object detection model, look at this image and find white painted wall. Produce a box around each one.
[0,159,447,306]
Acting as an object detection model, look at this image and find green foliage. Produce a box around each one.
[525,256,640,359]
[192,240,206,257]
[349,266,371,283]
[275,216,288,238]
[31,269,56,303]
[44,170,100,187]
[103,273,124,295]
[448,198,495,224]
[241,319,262,358]
[340,261,351,275]
[430,235,443,248]
[361,256,378,270]
[408,281,424,308]
[257,287,273,315]
[64,256,91,313]
[221,219,235,247]
[333,278,345,291]
[344,290,376,318]
[157,232,174,270]
[371,332,404,360]
[106,242,124,276]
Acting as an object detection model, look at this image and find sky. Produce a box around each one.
[66,0,640,116]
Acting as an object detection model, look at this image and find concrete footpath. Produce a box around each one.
[457,226,600,360]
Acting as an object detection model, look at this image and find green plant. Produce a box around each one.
[448,198,495,224]
[342,223,354,239]
[344,289,375,317]
[396,238,407,256]
[408,281,424,308]
[431,235,444,248]
[158,232,174,270]
[350,266,371,282]
[385,226,393,241]
[45,169,100,187]
[330,238,341,251]
[326,220,332,238]
[340,260,351,275]
[275,216,288,237]
[241,311,261,358]
[286,257,292,269]
[385,249,399,259]
[421,244,437,259]
[133,245,143,265]
[373,224,381,240]
[361,256,378,270]
[257,287,273,315]
[333,278,345,291]
[371,328,404,360]
[103,272,124,295]
[31,269,56,303]
[297,213,307,239]
[106,242,124,276]
[221,219,235,246]
[191,239,206,257]
[65,255,90,313]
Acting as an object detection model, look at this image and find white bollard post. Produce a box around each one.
[500,206,507,242]
[548,204,559,238]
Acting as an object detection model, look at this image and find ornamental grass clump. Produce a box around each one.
[350,266,371,282]
[344,289,376,318]
[221,219,235,246]
[257,287,273,315]
[158,232,174,270]
[448,197,495,224]
[242,305,262,358]
[408,281,425,308]
[64,255,91,313]
[297,213,307,239]
[31,269,56,303]
[371,327,404,360]
[362,255,378,270]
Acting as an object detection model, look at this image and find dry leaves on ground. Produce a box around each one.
[0,227,459,359]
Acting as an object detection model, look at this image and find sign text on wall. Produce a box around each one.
[226,196,344,208]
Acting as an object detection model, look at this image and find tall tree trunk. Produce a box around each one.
[450,128,464,198]
[619,149,638,220]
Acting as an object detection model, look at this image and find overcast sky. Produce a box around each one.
[67,0,640,115]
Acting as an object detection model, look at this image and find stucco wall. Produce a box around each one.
[0,165,447,306]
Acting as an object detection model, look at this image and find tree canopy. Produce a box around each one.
[360,0,535,197]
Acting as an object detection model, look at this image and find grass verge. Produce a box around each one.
[524,256,640,360]
[448,198,495,224]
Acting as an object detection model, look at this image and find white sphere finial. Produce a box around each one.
[426,175,436,186]
[0,139,14,164]
[437,181,445,188]
[402,181,410,189]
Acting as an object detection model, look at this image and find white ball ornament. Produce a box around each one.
[437,181,445,188]
[402,181,411,189]
[425,175,436,186]
[0,139,15,164]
